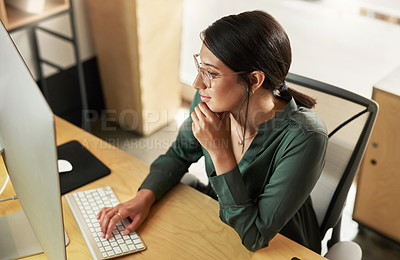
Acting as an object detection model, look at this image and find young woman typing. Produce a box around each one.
[98,10,328,253]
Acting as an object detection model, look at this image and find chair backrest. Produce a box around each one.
[285,73,378,240]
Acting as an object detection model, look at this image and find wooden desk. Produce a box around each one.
[0,117,326,259]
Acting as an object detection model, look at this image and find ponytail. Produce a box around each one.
[279,84,316,109]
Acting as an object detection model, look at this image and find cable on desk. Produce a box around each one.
[0,174,9,196]
[0,195,18,202]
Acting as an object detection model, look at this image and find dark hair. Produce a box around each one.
[201,10,316,109]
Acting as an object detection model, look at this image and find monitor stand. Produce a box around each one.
[0,210,69,259]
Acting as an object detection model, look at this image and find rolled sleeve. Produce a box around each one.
[209,166,252,207]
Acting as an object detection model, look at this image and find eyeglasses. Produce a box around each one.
[193,54,247,88]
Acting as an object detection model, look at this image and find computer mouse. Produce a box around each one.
[58,159,73,173]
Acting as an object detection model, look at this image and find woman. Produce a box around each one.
[98,10,328,253]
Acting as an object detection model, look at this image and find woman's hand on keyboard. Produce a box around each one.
[97,189,156,240]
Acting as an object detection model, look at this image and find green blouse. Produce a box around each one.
[140,91,328,253]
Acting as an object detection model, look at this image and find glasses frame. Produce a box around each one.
[193,54,248,87]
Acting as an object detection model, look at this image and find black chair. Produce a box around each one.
[286,73,378,259]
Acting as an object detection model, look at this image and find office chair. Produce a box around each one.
[286,73,378,259]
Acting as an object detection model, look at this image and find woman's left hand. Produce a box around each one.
[191,102,237,175]
[191,102,231,153]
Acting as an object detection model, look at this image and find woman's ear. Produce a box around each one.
[249,71,265,93]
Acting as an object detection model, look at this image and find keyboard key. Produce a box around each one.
[113,247,122,255]
[121,244,129,253]
[98,188,105,196]
[66,187,146,259]
[136,243,145,250]
[130,234,139,239]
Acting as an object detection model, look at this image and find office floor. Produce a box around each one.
[91,109,400,260]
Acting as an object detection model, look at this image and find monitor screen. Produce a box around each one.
[0,20,66,259]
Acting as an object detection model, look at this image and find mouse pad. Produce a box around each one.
[57,140,111,195]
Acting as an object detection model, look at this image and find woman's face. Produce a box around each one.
[193,44,247,114]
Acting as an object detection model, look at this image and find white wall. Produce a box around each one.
[180,0,400,98]
[360,0,400,11]
[9,0,95,80]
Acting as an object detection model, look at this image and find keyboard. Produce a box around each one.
[65,186,146,259]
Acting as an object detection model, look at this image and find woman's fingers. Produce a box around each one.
[98,206,123,239]
[193,106,206,127]
[96,207,107,219]
[197,102,215,118]
[96,194,153,240]
[105,211,124,239]
[191,110,199,125]
[123,214,143,235]
[192,103,220,129]
[98,207,112,229]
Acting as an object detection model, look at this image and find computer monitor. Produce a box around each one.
[0,21,66,259]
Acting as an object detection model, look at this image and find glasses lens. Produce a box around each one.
[194,54,210,87]
[201,71,210,87]
[194,54,201,71]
